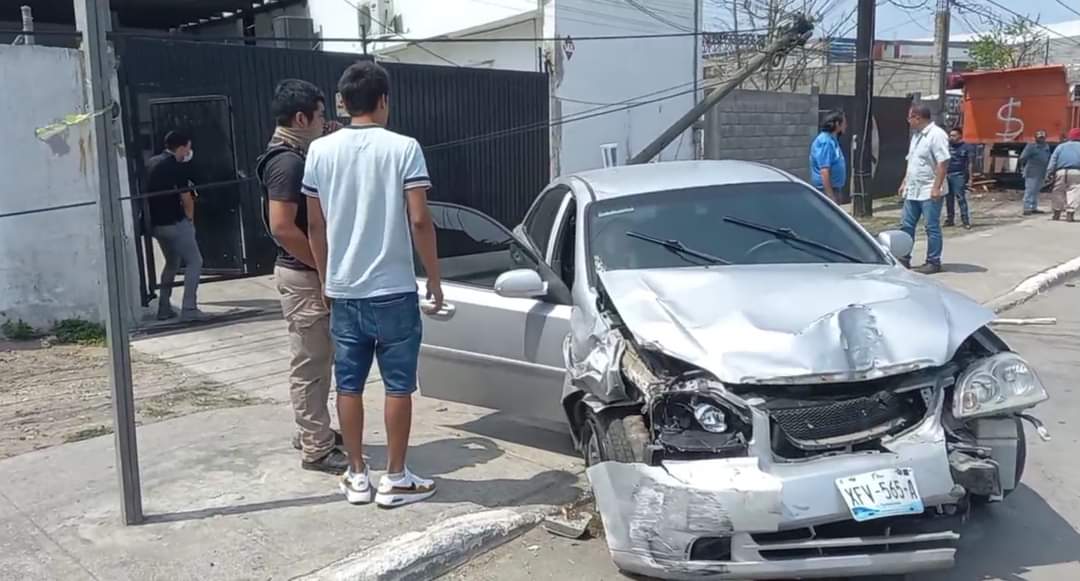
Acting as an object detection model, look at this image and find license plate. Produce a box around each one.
[835,467,924,522]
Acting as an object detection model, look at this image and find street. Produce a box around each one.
[446,280,1080,581]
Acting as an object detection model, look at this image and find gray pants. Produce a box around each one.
[152,218,203,313]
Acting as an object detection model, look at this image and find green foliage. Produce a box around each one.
[52,318,107,345]
[969,16,1045,71]
[1,319,35,341]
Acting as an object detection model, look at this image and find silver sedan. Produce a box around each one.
[416,160,1049,580]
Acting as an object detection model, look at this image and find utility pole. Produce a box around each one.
[852,0,876,217]
[629,15,813,165]
[934,0,951,127]
[75,0,143,525]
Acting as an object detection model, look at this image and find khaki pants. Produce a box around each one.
[1051,170,1080,213]
[275,265,335,462]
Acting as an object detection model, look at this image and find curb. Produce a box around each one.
[986,256,1080,314]
[292,508,548,581]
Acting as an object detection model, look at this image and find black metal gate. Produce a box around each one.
[819,94,912,202]
[117,37,550,305]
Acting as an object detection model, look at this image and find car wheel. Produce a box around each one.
[580,407,649,465]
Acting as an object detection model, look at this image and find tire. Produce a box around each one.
[580,407,649,465]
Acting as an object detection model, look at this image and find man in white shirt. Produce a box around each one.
[897,104,951,274]
[304,60,444,507]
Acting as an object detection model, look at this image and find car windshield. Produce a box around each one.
[588,182,885,273]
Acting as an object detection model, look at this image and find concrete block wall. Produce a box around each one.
[703,89,819,180]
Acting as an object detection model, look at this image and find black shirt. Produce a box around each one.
[260,148,312,271]
[145,152,191,227]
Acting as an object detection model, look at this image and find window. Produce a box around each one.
[416,203,537,289]
[551,198,577,290]
[523,185,569,259]
[587,183,885,275]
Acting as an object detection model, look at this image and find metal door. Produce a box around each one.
[417,203,571,423]
[149,96,245,274]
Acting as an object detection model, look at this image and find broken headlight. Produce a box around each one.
[953,353,1048,419]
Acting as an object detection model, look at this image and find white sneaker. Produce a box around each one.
[375,468,437,508]
[339,466,373,505]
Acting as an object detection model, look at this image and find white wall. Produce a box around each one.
[0,45,136,329]
[550,0,701,175]
[377,18,540,71]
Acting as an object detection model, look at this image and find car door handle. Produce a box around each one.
[420,300,456,319]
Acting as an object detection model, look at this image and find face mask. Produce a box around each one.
[182,149,194,163]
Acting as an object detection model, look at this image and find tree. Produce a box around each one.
[969,16,1046,70]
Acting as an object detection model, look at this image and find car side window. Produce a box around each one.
[550,198,577,291]
[523,185,570,259]
[415,203,537,289]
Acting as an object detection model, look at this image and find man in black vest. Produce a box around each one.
[257,79,347,474]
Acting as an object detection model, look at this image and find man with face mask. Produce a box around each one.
[146,130,204,321]
[1019,130,1051,216]
[256,79,349,474]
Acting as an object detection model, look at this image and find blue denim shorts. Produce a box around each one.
[330,292,422,397]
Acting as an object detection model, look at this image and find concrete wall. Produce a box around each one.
[0,45,136,329]
[550,0,700,175]
[703,89,818,180]
[708,57,940,98]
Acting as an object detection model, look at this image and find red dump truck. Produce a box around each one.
[957,65,1080,180]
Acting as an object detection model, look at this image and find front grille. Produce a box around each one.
[766,388,927,449]
[750,512,961,561]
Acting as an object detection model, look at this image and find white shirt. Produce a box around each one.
[904,122,951,201]
[302,125,432,300]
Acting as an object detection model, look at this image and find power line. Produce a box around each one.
[1053,0,1080,21]
[336,0,461,66]
[966,0,1080,49]
[622,0,693,31]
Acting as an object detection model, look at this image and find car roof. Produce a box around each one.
[569,160,795,201]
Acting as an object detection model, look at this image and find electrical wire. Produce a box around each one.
[622,0,694,31]
[335,0,461,66]
[964,0,1080,49]
[1053,0,1080,21]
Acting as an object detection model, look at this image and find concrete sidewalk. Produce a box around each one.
[0,401,583,580]
[906,216,1080,305]
[4,210,1080,580]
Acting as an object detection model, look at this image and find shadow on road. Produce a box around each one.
[924,485,1080,580]
[942,262,989,274]
[449,412,579,458]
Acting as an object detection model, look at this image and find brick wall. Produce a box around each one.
[703,89,819,180]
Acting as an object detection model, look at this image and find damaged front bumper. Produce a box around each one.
[587,393,966,580]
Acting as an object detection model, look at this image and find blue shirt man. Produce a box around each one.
[809,111,847,203]
[944,128,973,228]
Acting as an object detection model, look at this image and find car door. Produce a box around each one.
[416,202,572,424]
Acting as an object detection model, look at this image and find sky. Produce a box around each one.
[703,0,1080,41]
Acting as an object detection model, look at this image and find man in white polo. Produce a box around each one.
[898,104,951,274]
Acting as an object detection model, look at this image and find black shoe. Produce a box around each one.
[899,257,912,269]
[156,308,178,321]
[915,263,942,275]
[1023,209,1034,216]
[302,448,350,475]
[1053,211,1062,221]
[292,429,344,451]
[943,220,955,227]
[1032,209,1046,215]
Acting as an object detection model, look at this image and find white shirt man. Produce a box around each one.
[898,105,951,274]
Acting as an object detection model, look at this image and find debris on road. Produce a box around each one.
[992,317,1058,326]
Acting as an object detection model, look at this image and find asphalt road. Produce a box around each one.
[445,282,1080,581]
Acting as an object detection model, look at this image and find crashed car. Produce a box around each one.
[416,160,1050,580]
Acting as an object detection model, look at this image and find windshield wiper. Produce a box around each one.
[626,231,731,265]
[721,216,863,263]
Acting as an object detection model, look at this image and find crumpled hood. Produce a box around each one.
[598,264,995,384]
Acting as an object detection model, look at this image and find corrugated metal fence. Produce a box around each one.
[116,37,549,301]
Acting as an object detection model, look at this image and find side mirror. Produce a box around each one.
[877,230,914,260]
[494,269,548,299]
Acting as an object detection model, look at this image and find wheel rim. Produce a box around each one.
[585,426,602,467]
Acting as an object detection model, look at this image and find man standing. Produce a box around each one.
[1047,128,1080,222]
[304,61,443,507]
[146,131,204,321]
[944,128,973,229]
[898,104,951,274]
[257,79,349,474]
[809,110,847,204]
[1020,130,1051,216]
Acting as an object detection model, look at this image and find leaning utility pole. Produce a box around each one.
[934,0,951,127]
[851,0,876,217]
[75,0,143,525]
[628,15,813,165]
